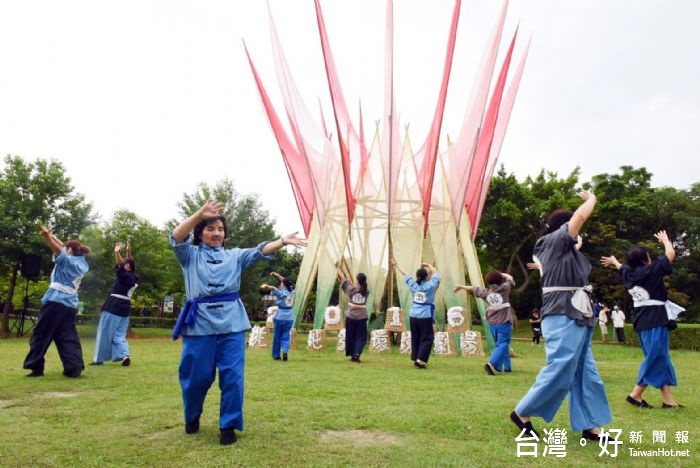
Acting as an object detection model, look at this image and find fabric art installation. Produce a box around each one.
[246,1,529,352]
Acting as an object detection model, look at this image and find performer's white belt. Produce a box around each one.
[49,282,78,295]
[634,299,685,320]
[542,285,593,318]
[110,293,132,301]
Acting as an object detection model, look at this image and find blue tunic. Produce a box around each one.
[41,249,89,308]
[169,233,273,335]
[271,287,295,321]
[405,273,441,319]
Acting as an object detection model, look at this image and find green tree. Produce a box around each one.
[0,155,94,334]
[79,210,183,314]
[476,165,582,316]
[167,179,301,319]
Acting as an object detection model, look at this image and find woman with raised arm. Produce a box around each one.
[170,198,306,446]
[23,225,91,378]
[454,269,516,375]
[336,263,369,363]
[392,258,440,369]
[601,230,682,409]
[510,191,611,443]
[91,242,139,367]
[259,271,295,361]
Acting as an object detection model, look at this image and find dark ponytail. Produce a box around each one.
[357,273,368,296]
[416,268,428,285]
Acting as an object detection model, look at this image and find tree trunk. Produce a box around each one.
[2,263,20,335]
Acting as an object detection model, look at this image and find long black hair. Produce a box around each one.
[282,277,295,292]
[356,272,368,296]
[123,257,140,282]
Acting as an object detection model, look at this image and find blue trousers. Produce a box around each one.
[93,311,130,363]
[272,318,293,359]
[515,315,611,432]
[179,332,246,431]
[637,326,677,388]
[488,322,512,372]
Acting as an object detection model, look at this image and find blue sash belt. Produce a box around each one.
[172,292,240,339]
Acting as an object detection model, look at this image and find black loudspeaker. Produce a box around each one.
[20,254,41,278]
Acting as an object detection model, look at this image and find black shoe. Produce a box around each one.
[273,357,281,360]
[414,361,427,369]
[662,403,684,409]
[185,416,200,434]
[121,357,131,367]
[581,429,601,442]
[89,361,103,366]
[26,370,44,377]
[282,353,288,361]
[510,411,539,438]
[484,363,495,376]
[63,368,82,378]
[220,428,237,445]
[626,395,653,409]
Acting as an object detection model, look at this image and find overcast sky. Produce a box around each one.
[1,0,698,236]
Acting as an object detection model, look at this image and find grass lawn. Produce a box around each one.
[0,328,698,467]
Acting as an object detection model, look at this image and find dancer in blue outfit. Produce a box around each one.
[454,269,516,375]
[511,191,611,443]
[391,259,440,369]
[91,242,138,366]
[23,225,90,378]
[601,230,682,409]
[171,198,306,446]
[260,271,295,361]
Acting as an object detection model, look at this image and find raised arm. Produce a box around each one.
[421,263,438,275]
[259,283,275,292]
[261,231,307,256]
[600,254,622,270]
[126,240,133,259]
[172,198,223,243]
[568,190,597,238]
[270,271,285,282]
[391,258,406,276]
[40,225,63,255]
[335,262,349,283]
[452,284,474,294]
[654,230,676,263]
[114,243,125,266]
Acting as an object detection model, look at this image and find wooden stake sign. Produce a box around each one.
[384,306,406,332]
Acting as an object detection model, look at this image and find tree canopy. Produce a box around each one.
[476,165,700,322]
[0,155,94,332]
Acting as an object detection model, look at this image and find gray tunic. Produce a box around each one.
[341,279,368,320]
[473,279,515,324]
[533,223,596,327]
